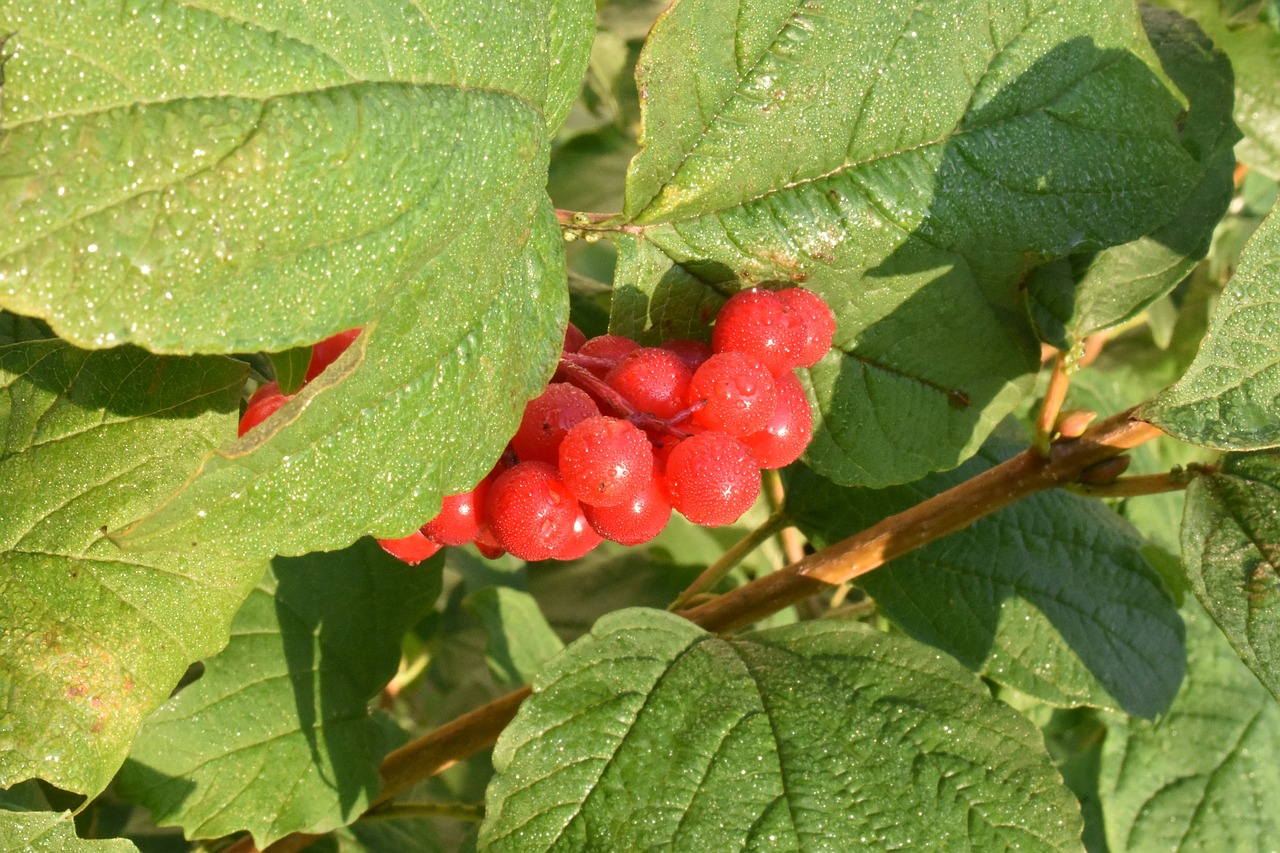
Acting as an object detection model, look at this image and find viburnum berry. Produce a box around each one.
[583,472,672,545]
[552,502,604,560]
[421,475,492,546]
[741,370,813,469]
[510,383,600,465]
[563,322,587,354]
[305,327,361,382]
[239,381,291,436]
[577,335,639,374]
[606,347,693,419]
[664,431,761,526]
[661,339,713,372]
[688,351,778,436]
[559,416,654,507]
[711,288,806,375]
[775,288,836,367]
[486,461,579,561]
[377,531,442,565]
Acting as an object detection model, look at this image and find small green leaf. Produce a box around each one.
[0,811,137,853]
[0,342,260,797]
[1181,449,1280,699]
[268,346,313,396]
[1098,600,1280,850]
[1141,200,1280,450]
[464,587,565,689]
[116,540,441,847]
[786,444,1186,717]
[481,608,1083,850]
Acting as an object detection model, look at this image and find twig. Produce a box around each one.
[1033,351,1073,455]
[669,510,788,610]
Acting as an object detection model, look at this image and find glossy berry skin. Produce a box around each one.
[688,351,778,437]
[377,531,442,565]
[510,383,600,465]
[559,416,654,507]
[551,503,604,560]
[606,347,693,419]
[661,339,713,372]
[775,288,836,367]
[577,335,640,374]
[421,476,492,546]
[583,472,672,545]
[486,461,579,561]
[664,431,761,526]
[711,288,806,376]
[239,382,291,436]
[741,370,813,469]
[472,524,506,560]
[305,328,362,382]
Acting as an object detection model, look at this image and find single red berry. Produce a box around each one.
[239,382,291,436]
[711,288,806,375]
[510,383,600,465]
[377,531,442,565]
[305,327,362,382]
[661,339,713,372]
[422,475,493,546]
[563,322,587,354]
[688,351,779,436]
[486,461,579,561]
[606,347,693,419]
[741,370,813,469]
[551,502,604,560]
[775,288,836,367]
[473,524,506,560]
[584,472,672,545]
[664,432,761,526]
[577,335,640,375]
[559,416,655,507]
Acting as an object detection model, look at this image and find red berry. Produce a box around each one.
[711,288,806,375]
[584,472,672,545]
[664,432,761,526]
[239,382,291,436]
[486,462,579,561]
[510,383,600,465]
[563,322,587,354]
[377,531,442,565]
[776,288,836,367]
[661,339,713,372]
[577,335,640,375]
[305,328,362,382]
[741,370,813,469]
[473,524,506,560]
[558,416,655,507]
[422,476,492,546]
[606,347,693,419]
[551,503,604,560]
[688,351,778,436]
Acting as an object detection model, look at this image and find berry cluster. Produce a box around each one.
[239,288,836,565]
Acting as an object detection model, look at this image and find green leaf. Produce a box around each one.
[268,346,313,396]
[1026,4,1240,347]
[116,539,440,847]
[0,811,137,853]
[115,205,567,559]
[1141,200,1280,450]
[1181,449,1280,699]
[463,587,565,689]
[618,0,1200,486]
[1098,600,1280,851]
[481,608,1082,850]
[786,444,1186,718]
[0,342,260,797]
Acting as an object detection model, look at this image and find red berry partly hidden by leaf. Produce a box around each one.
[510,383,600,465]
[664,431,761,526]
[606,347,693,418]
[486,461,579,561]
[688,351,778,437]
[584,472,672,545]
[775,288,835,367]
[239,382,291,436]
[563,322,587,354]
[712,288,806,375]
[741,370,813,469]
[377,531,442,565]
[305,327,361,382]
[559,416,655,507]
[422,476,492,547]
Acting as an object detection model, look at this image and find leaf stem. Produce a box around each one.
[1067,466,1214,498]
[670,510,789,611]
[763,469,807,565]
[554,208,645,236]
[362,801,485,823]
[1033,351,1073,455]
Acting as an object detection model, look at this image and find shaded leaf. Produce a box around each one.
[1182,449,1280,699]
[0,342,259,797]
[268,346,312,396]
[464,587,565,689]
[116,540,441,847]
[786,444,1186,717]
[481,608,1082,850]
[1098,600,1280,851]
[1141,200,1280,449]
[619,0,1199,486]
[0,811,137,853]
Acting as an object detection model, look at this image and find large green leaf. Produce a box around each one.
[786,445,1186,718]
[480,608,1082,850]
[615,0,1201,487]
[1098,600,1280,851]
[0,811,137,853]
[1141,200,1280,449]
[1181,449,1280,699]
[116,540,440,847]
[0,342,260,796]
